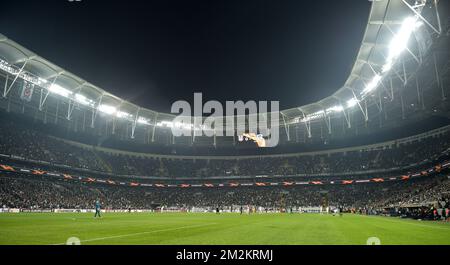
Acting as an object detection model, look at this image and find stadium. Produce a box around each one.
[0,0,450,247]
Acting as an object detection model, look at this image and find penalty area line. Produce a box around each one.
[53,222,218,245]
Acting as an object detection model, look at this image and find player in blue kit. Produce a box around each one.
[94,200,101,218]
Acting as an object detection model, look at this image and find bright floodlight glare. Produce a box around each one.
[137,117,150,125]
[347,98,359,108]
[300,110,326,123]
[383,16,422,72]
[116,111,132,119]
[388,17,417,59]
[362,74,382,95]
[298,17,422,122]
[38,77,48,84]
[326,105,344,113]
[49,84,72,97]
[75,93,91,105]
[382,61,392,73]
[157,120,195,129]
[174,121,195,130]
[157,121,169,127]
[98,104,117,115]
[157,121,175,128]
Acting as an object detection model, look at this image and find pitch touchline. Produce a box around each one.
[53,223,218,245]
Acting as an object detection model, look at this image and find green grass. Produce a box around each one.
[0,212,449,245]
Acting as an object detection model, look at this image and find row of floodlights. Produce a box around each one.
[0,59,152,125]
[298,16,423,123]
[0,59,204,129]
[49,84,152,125]
[0,16,423,128]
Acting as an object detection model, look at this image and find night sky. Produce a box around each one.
[0,0,370,113]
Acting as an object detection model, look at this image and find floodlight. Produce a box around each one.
[299,110,326,123]
[98,104,117,115]
[38,77,48,85]
[157,121,174,128]
[386,16,422,64]
[74,93,93,106]
[116,111,132,119]
[362,74,382,95]
[347,98,359,108]
[382,61,392,73]
[137,117,150,125]
[49,84,72,97]
[326,105,344,113]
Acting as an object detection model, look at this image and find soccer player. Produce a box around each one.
[94,199,101,218]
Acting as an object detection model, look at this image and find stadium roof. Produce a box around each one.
[0,0,441,131]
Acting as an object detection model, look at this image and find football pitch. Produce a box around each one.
[0,212,449,245]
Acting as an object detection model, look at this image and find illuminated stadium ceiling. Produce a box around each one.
[0,0,445,139]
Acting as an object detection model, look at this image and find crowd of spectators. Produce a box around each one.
[1,119,449,178]
[0,120,107,172]
[1,173,448,219]
[1,114,449,221]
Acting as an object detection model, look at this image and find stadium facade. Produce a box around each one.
[0,0,448,152]
[0,0,448,224]
[2,0,450,251]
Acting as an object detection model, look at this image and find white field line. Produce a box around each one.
[53,222,217,245]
